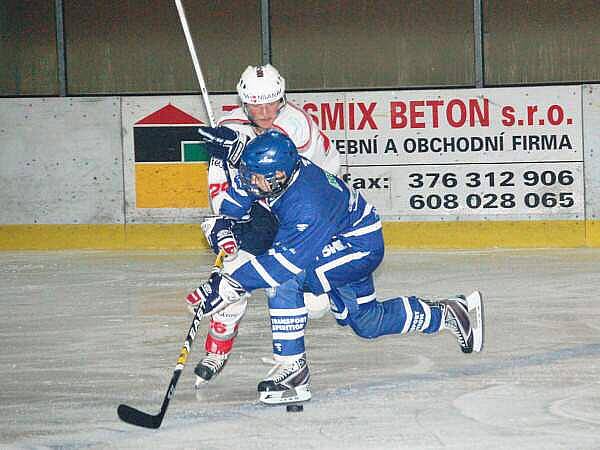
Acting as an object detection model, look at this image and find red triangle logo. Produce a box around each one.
[135,104,204,125]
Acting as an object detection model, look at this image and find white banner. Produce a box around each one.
[120,85,583,222]
[290,85,583,221]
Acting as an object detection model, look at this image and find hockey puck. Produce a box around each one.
[286,404,303,412]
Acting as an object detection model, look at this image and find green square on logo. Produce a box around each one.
[183,142,209,162]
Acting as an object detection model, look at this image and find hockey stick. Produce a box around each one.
[117,250,225,429]
[174,0,216,127]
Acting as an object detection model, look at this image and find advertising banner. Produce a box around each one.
[122,86,582,223]
[292,86,583,221]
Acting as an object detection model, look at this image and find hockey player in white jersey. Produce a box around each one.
[186,130,484,405]
[187,64,340,386]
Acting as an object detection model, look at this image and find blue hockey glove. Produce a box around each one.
[185,269,246,316]
[232,174,261,202]
[197,126,249,167]
[200,216,239,258]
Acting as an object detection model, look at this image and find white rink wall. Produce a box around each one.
[584,85,600,220]
[0,97,124,224]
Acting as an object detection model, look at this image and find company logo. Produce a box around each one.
[133,104,210,208]
[259,155,275,163]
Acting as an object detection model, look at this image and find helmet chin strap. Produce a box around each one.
[244,97,287,133]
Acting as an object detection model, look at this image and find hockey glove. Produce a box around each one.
[201,216,239,258]
[232,174,261,202]
[197,126,249,167]
[186,269,246,316]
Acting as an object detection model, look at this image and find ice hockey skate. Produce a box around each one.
[439,291,484,353]
[257,355,311,405]
[194,352,228,387]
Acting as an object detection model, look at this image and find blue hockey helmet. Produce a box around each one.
[238,130,299,198]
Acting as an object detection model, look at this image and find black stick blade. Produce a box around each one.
[117,404,164,429]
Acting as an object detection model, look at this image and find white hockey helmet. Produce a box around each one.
[237,64,286,105]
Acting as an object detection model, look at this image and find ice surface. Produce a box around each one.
[1,249,600,449]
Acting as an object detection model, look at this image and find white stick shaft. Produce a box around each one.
[174,0,216,127]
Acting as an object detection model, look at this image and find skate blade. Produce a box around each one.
[466,291,484,352]
[259,385,311,405]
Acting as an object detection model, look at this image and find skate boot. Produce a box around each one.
[257,355,311,405]
[193,312,243,387]
[194,352,228,387]
[439,291,484,353]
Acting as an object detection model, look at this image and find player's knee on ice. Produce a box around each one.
[347,303,388,339]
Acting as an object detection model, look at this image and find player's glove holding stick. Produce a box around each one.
[201,216,240,259]
[186,269,247,316]
[198,126,249,167]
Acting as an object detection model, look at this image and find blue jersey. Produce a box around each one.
[220,158,382,292]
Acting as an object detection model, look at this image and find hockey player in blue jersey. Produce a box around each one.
[188,65,338,386]
[187,130,485,405]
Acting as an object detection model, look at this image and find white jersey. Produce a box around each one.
[208,101,340,214]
